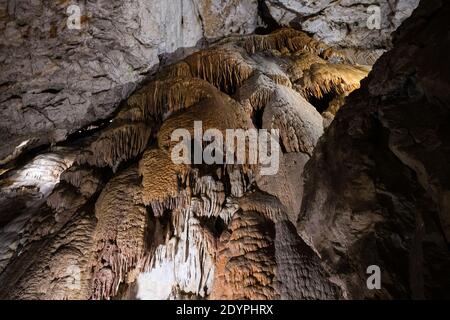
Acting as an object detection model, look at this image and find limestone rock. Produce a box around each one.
[0,0,260,162]
[298,0,450,299]
[1,0,448,300]
[265,0,420,49]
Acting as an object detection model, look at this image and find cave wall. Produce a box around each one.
[298,0,450,299]
[266,0,420,49]
[0,27,363,300]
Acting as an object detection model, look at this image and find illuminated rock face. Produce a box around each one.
[0,28,365,300]
[0,0,261,163]
[1,0,448,301]
[0,0,418,164]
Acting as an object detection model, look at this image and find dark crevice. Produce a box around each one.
[255,0,280,35]
[307,92,335,114]
[252,106,264,129]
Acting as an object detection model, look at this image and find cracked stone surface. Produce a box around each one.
[266,0,420,49]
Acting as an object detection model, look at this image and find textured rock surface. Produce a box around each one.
[0,0,260,162]
[0,0,420,165]
[298,0,450,299]
[0,28,358,300]
[266,0,420,49]
[1,0,449,301]
[211,195,341,299]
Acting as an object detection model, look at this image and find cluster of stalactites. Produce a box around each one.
[0,27,375,300]
[75,122,152,172]
[296,64,370,100]
[239,28,335,58]
[87,28,369,299]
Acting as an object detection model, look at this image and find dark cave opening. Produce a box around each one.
[307,91,336,114]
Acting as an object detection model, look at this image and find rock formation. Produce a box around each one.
[265,0,420,49]
[0,0,417,163]
[1,0,447,300]
[299,0,450,299]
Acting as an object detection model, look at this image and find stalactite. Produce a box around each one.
[267,74,292,87]
[0,22,378,300]
[237,190,288,222]
[190,172,226,218]
[287,52,327,82]
[251,54,292,88]
[76,122,151,172]
[125,78,213,120]
[184,45,254,94]
[322,94,348,128]
[235,73,277,111]
[139,148,188,216]
[296,63,370,99]
[164,61,193,79]
[240,28,334,59]
[59,166,102,197]
[137,208,216,299]
[338,48,385,66]
[157,87,253,150]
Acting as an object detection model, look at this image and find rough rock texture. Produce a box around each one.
[266,0,420,49]
[212,194,341,300]
[91,165,148,300]
[298,0,450,299]
[0,28,360,300]
[0,0,260,162]
[1,0,448,301]
[0,0,420,165]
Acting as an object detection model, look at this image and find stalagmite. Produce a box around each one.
[211,210,278,300]
[236,191,341,299]
[0,209,96,300]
